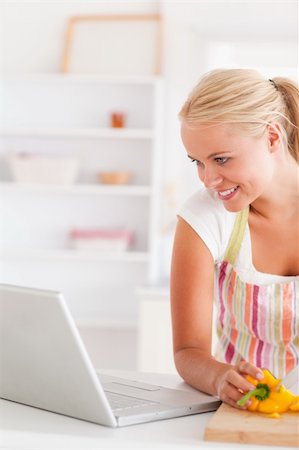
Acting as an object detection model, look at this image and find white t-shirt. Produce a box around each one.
[178,188,298,285]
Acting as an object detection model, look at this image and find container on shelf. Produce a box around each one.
[97,171,133,185]
[110,111,126,128]
[69,228,134,251]
[7,153,80,185]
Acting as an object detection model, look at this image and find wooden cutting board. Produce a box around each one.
[204,403,299,447]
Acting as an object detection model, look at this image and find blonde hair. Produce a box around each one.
[179,69,299,162]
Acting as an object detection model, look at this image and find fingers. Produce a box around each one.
[216,361,264,410]
[235,360,264,381]
[217,371,253,409]
[227,369,256,393]
[221,383,251,410]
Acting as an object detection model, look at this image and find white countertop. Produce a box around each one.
[0,370,294,450]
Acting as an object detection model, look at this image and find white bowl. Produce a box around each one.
[7,153,80,185]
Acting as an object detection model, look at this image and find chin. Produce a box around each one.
[223,201,250,213]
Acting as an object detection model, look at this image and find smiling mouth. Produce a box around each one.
[217,186,239,198]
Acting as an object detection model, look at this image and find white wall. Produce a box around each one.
[160,0,298,202]
[0,0,159,73]
[158,0,298,278]
[0,0,297,280]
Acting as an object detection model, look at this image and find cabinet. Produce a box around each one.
[0,74,164,328]
[136,287,218,373]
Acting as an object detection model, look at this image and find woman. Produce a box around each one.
[170,69,298,409]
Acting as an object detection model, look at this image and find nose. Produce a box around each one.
[199,165,223,189]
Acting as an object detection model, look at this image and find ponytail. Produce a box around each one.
[272,77,299,162]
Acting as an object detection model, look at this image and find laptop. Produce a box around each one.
[0,283,221,427]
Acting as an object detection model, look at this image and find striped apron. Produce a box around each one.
[215,207,299,378]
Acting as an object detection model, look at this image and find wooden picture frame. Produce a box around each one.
[61,14,162,75]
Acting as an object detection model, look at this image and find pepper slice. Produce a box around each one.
[290,396,299,412]
[237,368,296,414]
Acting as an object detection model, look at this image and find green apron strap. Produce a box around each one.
[224,207,249,265]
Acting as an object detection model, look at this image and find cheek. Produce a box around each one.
[235,151,273,182]
[198,167,212,187]
[197,165,204,180]
[252,155,275,183]
[238,161,274,193]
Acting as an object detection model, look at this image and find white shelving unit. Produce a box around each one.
[0,73,164,327]
[0,182,151,196]
[1,127,154,139]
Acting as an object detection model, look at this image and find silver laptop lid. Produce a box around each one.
[0,284,117,427]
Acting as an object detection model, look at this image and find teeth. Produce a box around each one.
[219,187,237,197]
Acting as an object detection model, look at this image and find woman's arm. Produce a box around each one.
[170,217,263,408]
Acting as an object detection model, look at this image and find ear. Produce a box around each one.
[267,123,282,153]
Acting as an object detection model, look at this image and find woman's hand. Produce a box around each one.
[215,360,264,409]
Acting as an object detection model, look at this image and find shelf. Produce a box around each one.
[0,127,154,140]
[75,319,137,329]
[0,182,151,196]
[0,68,163,323]
[0,249,150,263]
[1,73,162,85]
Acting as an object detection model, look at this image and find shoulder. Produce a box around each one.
[178,188,236,262]
[181,188,223,213]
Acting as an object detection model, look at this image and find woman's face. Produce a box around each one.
[181,122,278,212]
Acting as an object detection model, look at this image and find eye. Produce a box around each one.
[190,159,203,167]
[215,157,229,165]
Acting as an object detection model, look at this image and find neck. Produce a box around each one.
[250,158,299,222]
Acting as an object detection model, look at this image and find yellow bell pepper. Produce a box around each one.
[289,396,299,412]
[237,369,297,415]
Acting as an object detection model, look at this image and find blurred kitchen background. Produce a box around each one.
[0,0,297,374]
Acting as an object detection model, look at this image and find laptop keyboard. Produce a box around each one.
[105,391,159,412]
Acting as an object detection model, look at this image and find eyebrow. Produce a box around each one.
[187,152,230,161]
[187,152,221,161]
